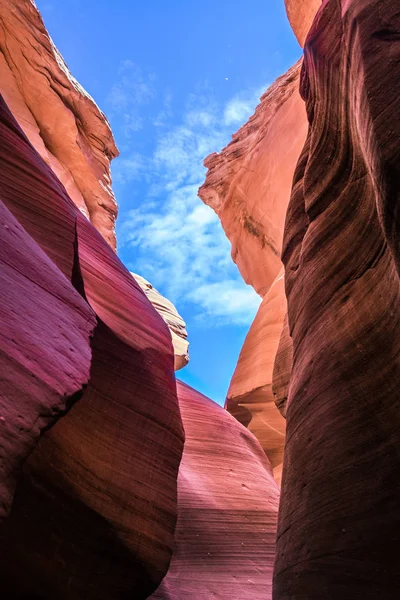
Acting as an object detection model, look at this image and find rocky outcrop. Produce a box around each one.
[199,60,307,297]
[132,273,189,371]
[284,0,321,46]
[0,0,119,248]
[274,0,400,597]
[0,94,184,599]
[152,381,279,600]
[199,62,307,478]
[0,193,96,521]
[226,271,286,485]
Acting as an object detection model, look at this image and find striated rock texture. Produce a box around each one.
[284,0,321,47]
[0,196,96,521]
[0,94,184,599]
[226,271,286,486]
[132,273,189,371]
[271,313,293,418]
[0,0,119,248]
[274,0,400,597]
[199,60,307,297]
[152,381,279,600]
[200,62,307,478]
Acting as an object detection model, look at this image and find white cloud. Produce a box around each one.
[107,61,156,136]
[116,77,265,326]
[112,153,144,185]
[187,281,262,325]
[223,85,268,125]
[224,97,255,125]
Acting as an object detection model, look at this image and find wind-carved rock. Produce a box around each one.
[226,270,287,485]
[152,381,279,600]
[199,62,308,483]
[0,0,119,248]
[284,0,322,46]
[0,94,185,600]
[274,0,400,597]
[199,61,306,297]
[132,273,189,371]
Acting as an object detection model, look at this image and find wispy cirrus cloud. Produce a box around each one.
[107,61,156,136]
[111,66,266,326]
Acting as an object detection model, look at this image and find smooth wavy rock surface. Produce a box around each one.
[271,313,293,419]
[226,271,286,485]
[199,61,307,297]
[0,197,96,521]
[284,0,321,46]
[0,94,184,599]
[132,273,189,371]
[152,380,279,600]
[274,0,400,597]
[0,0,119,247]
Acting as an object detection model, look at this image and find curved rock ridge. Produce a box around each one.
[271,313,293,418]
[199,60,307,297]
[199,63,307,480]
[152,380,280,600]
[274,0,400,597]
[284,0,321,47]
[132,272,189,371]
[226,270,287,486]
[0,94,184,599]
[0,196,96,521]
[0,0,119,248]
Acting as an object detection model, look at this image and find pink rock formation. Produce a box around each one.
[284,0,321,46]
[0,197,96,521]
[0,94,184,598]
[0,0,119,248]
[152,381,279,600]
[132,273,189,371]
[274,0,400,596]
[226,271,286,485]
[199,60,307,297]
[200,63,307,478]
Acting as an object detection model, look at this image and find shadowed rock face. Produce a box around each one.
[0,0,119,248]
[272,313,293,419]
[132,273,190,371]
[274,0,400,597]
[0,94,184,599]
[284,0,321,46]
[152,381,279,600]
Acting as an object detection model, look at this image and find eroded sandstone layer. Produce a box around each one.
[132,273,189,371]
[0,94,184,599]
[199,63,307,479]
[152,381,279,600]
[199,60,307,297]
[0,0,119,247]
[274,0,400,597]
[226,270,287,485]
[284,0,321,46]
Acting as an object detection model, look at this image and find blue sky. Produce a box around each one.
[36,0,300,405]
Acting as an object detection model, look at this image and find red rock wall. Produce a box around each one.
[226,270,287,485]
[274,0,400,597]
[199,63,308,483]
[0,0,119,248]
[0,94,184,599]
[152,381,279,600]
[284,0,321,46]
[0,87,281,598]
[199,61,307,297]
